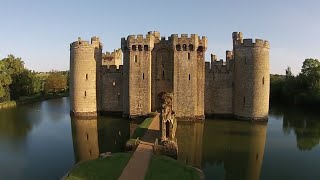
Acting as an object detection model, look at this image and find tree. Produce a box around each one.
[285,66,293,77]
[44,72,67,93]
[300,58,320,92]
[15,70,42,96]
[2,54,24,76]
[1,54,25,99]
[0,61,12,100]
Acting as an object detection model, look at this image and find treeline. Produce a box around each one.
[270,58,320,106]
[0,54,69,103]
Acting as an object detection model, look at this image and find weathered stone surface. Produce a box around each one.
[70,32,270,121]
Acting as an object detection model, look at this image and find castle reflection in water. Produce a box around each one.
[71,116,130,163]
[71,116,268,180]
[176,120,267,180]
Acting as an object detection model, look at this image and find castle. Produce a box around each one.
[69,31,270,121]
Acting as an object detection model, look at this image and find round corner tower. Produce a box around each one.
[70,37,102,116]
[233,32,270,121]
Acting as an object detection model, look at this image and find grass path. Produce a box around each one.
[118,114,160,180]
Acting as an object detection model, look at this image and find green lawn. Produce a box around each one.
[66,152,132,180]
[131,117,153,139]
[145,155,201,180]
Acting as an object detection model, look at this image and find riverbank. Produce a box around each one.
[0,101,16,109]
[0,92,69,109]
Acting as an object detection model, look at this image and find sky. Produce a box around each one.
[0,0,319,75]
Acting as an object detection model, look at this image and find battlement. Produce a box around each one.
[232,32,269,49]
[148,31,160,39]
[237,39,269,49]
[121,32,158,51]
[232,32,243,42]
[91,36,100,42]
[103,48,122,59]
[205,54,233,74]
[169,34,207,51]
[226,50,233,61]
[70,37,102,50]
[103,65,123,73]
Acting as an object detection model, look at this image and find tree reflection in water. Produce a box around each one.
[270,105,320,151]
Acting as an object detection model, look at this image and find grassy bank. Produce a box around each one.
[145,155,202,180]
[0,101,16,109]
[65,152,202,180]
[131,117,153,139]
[0,92,69,109]
[17,92,69,105]
[126,116,155,150]
[66,152,132,180]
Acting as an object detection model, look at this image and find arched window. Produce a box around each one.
[197,46,203,52]
[262,77,265,85]
[183,44,187,51]
[176,44,181,51]
[84,91,87,97]
[85,74,88,80]
[144,45,148,51]
[189,44,194,51]
[113,82,116,86]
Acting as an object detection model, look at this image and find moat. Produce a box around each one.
[0,97,319,180]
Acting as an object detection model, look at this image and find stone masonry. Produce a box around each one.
[70,32,270,121]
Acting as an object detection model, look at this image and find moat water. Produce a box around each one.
[0,97,319,180]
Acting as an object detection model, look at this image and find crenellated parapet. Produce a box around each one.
[232,32,269,49]
[102,65,123,73]
[102,48,122,67]
[121,32,158,52]
[236,39,270,49]
[121,32,208,53]
[169,34,207,52]
[103,48,122,58]
[70,37,103,50]
[91,36,103,49]
[226,50,233,61]
[206,53,233,74]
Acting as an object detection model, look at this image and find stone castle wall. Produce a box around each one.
[170,34,207,118]
[121,33,155,117]
[205,55,234,116]
[102,48,122,68]
[70,32,270,121]
[70,37,102,116]
[233,32,270,120]
[151,41,174,112]
[100,65,123,113]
